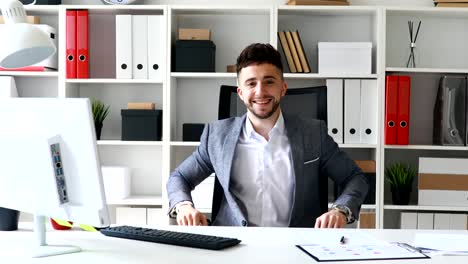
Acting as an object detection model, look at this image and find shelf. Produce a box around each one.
[279,5,378,16]
[107,195,163,206]
[171,72,236,78]
[170,6,270,15]
[386,6,468,18]
[170,141,200,147]
[338,144,377,149]
[284,73,378,79]
[24,5,59,14]
[386,67,468,74]
[384,205,468,212]
[384,145,468,151]
[64,5,166,14]
[98,140,163,146]
[328,203,376,210]
[66,79,163,84]
[0,71,58,78]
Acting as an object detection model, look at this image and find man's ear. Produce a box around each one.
[237,86,243,100]
[281,81,288,97]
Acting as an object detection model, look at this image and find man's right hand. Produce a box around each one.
[176,204,208,226]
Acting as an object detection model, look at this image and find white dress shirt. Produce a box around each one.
[230,112,295,227]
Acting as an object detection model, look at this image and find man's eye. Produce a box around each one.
[247,82,256,88]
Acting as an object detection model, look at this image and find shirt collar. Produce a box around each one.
[245,111,285,139]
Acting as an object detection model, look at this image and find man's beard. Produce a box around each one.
[245,97,280,119]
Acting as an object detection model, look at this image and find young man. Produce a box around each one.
[167,43,369,228]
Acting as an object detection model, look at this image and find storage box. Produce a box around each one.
[178,28,211,40]
[318,42,372,74]
[418,157,468,206]
[101,166,131,202]
[121,109,162,141]
[183,123,205,141]
[174,40,215,72]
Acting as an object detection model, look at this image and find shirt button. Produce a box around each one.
[241,220,247,226]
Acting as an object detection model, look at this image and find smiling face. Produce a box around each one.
[237,63,287,121]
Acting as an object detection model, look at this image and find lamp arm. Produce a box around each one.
[1,0,28,24]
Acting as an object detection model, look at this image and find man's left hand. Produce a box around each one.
[314,209,347,228]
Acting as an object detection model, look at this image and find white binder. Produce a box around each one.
[147,15,166,81]
[326,79,343,144]
[132,15,148,79]
[417,213,434,230]
[0,76,18,97]
[344,79,361,144]
[360,79,378,144]
[115,15,132,79]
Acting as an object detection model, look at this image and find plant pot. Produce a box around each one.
[0,207,20,231]
[391,186,412,205]
[95,122,103,140]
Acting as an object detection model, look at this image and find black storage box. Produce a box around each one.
[174,40,215,72]
[121,109,162,141]
[183,123,205,141]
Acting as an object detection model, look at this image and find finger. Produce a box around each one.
[188,214,195,226]
[314,218,321,228]
[200,214,208,226]
[327,216,335,228]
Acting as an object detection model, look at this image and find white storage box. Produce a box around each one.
[102,166,131,202]
[418,157,468,206]
[318,42,372,74]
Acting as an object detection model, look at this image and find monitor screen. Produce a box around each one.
[218,85,327,122]
[0,98,110,257]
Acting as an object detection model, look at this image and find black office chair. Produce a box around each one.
[211,85,329,224]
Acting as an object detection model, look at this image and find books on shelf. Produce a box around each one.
[277,30,311,73]
[287,0,349,5]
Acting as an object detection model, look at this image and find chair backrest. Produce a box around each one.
[212,85,329,223]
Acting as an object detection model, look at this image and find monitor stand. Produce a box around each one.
[32,215,81,258]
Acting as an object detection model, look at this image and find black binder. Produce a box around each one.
[433,76,467,146]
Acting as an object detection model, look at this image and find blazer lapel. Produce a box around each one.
[220,115,246,189]
[284,114,304,226]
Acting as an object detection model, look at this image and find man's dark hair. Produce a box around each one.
[236,43,283,77]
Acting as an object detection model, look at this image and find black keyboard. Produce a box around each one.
[100,225,241,250]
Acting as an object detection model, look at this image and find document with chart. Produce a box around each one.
[296,232,429,262]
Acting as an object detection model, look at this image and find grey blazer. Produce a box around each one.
[167,113,369,227]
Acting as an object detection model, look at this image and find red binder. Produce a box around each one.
[397,76,411,145]
[385,75,398,145]
[76,10,89,79]
[66,10,77,79]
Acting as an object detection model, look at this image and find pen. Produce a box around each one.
[340,236,346,244]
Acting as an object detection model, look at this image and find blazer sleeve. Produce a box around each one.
[318,120,369,220]
[166,123,215,214]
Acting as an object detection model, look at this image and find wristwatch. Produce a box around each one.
[331,204,354,224]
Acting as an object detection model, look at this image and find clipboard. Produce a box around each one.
[296,242,429,262]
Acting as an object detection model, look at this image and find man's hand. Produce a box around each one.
[176,204,208,226]
[314,209,347,228]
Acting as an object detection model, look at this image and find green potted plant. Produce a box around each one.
[91,98,110,140]
[385,162,416,205]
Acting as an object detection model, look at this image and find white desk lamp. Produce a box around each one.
[0,0,56,68]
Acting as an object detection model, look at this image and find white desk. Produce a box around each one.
[1,225,467,263]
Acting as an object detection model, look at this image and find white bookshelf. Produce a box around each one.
[11,2,468,229]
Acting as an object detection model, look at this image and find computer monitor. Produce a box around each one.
[218,85,327,122]
[0,98,110,258]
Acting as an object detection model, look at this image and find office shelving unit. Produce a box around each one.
[12,2,467,228]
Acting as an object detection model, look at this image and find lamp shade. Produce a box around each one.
[0,23,56,68]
